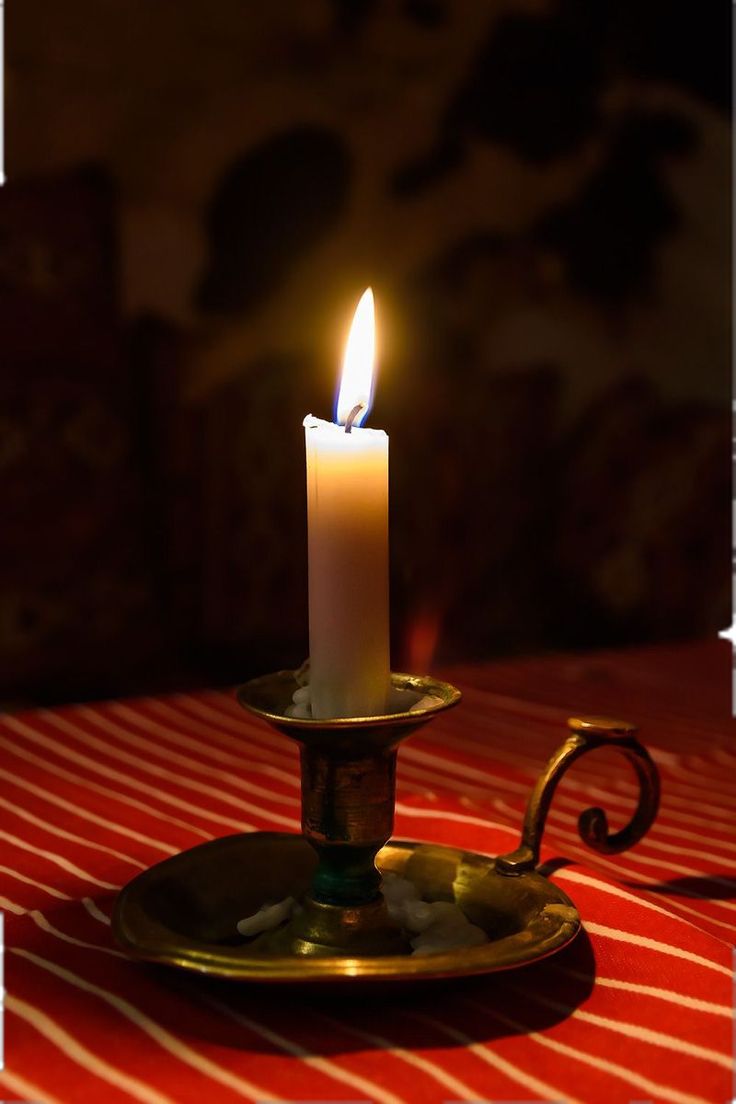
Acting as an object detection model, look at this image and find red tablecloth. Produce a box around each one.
[1,639,734,1104]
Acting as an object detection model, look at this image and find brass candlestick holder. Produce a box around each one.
[113,671,660,983]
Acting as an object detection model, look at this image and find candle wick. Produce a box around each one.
[344,403,365,434]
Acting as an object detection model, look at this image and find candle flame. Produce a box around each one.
[336,288,375,428]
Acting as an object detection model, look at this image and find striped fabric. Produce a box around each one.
[1,639,733,1104]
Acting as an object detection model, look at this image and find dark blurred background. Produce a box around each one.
[1,1,730,705]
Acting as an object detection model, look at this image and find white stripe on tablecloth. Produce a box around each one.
[12,910,409,1104]
[0,730,213,841]
[0,864,72,900]
[558,863,736,937]
[1,896,125,958]
[554,868,702,928]
[63,847,720,979]
[200,993,408,1104]
[650,748,683,767]
[550,966,732,1017]
[618,770,736,805]
[407,741,736,879]
[55,885,452,1104]
[651,759,736,791]
[558,858,736,938]
[414,755,736,865]
[398,801,734,933]
[192,684,719,816]
[544,823,736,911]
[47,898,483,1103]
[416,705,736,826]
[401,745,531,792]
[29,909,126,956]
[0,894,24,914]
[44,896,558,1104]
[617,800,736,837]
[0,795,148,870]
[32,895,506,1104]
[384,696,728,782]
[192,697,736,914]
[44,708,299,830]
[190,693,537,801]
[82,896,115,924]
[400,751,736,863]
[549,776,735,836]
[79,704,298,807]
[552,792,736,855]
[89,693,732,936]
[68,706,732,1077]
[509,983,732,1069]
[397,801,732,934]
[300,1006,482,1101]
[210,680,729,753]
[96,887,719,1077]
[6,688,729,1101]
[70,706,736,949]
[585,922,732,975]
[462,998,714,1104]
[100,698,292,771]
[6,993,178,1104]
[28,697,540,861]
[176,692,272,727]
[452,688,726,751]
[3,714,257,833]
[0,829,119,891]
[394,800,518,837]
[594,773,736,818]
[0,1068,66,1104]
[28,883,732,1028]
[397,762,736,879]
[12,948,283,1102]
[159,695,298,761]
[399,755,531,796]
[610,790,736,836]
[0,765,178,855]
[544,801,736,865]
[112,701,299,786]
[491,798,736,913]
[126,698,434,799]
[403,1009,585,1104]
[248,691,734,851]
[397,796,736,938]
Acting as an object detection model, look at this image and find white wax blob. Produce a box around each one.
[382,873,488,955]
[284,672,442,720]
[235,897,296,936]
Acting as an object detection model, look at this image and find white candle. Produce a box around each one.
[303,289,390,719]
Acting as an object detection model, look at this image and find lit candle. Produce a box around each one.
[303,288,390,719]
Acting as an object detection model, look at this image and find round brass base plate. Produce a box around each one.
[113,833,580,983]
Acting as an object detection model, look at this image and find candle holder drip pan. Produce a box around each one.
[113,671,660,983]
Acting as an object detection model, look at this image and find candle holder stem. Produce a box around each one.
[289,732,408,955]
[300,745,396,905]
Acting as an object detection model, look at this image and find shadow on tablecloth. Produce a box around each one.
[133,927,596,1056]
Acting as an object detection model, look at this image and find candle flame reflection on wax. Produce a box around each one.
[335,287,375,428]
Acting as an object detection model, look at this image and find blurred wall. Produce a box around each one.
[1,0,730,703]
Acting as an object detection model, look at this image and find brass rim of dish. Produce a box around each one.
[113,834,580,983]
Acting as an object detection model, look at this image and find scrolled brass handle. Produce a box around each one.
[496,715,661,876]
